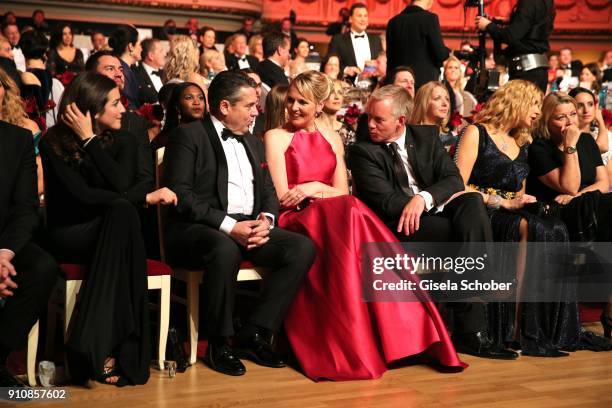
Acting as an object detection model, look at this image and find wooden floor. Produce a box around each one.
[10,323,611,408]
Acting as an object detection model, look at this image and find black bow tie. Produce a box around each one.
[353,34,365,39]
[151,69,162,76]
[221,128,249,141]
[238,56,247,62]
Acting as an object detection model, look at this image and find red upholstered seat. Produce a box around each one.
[239,260,255,269]
[60,259,172,280]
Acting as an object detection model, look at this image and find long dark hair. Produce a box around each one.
[49,23,73,49]
[46,72,118,164]
[108,25,138,57]
[155,82,206,148]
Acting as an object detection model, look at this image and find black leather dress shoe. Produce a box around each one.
[202,343,246,376]
[234,328,286,368]
[522,349,569,358]
[452,332,519,360]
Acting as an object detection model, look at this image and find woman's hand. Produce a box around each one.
[561,123,581,148]
[62,103,95,141]
[554,194,575,205]
[501,194,537,210]
[280,186,308,208]
[146,187,178,206]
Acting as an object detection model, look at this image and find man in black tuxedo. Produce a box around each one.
[226,34,259,71]
[386,0,449,90]
[0,121,58,387]
[348,85,517,360]
[162,71,315,376]
[256,32,290,90]
[328,3,383,81]
[134,38,166,105]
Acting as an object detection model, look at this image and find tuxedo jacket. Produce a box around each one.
[386,5,449,89]
[256,59,289,89]
[133,63,162,105]
[328,32,383,72]
[162,115,279,231]
[226,54,260,72]
[0,121,39,254]
[348,125,463,227]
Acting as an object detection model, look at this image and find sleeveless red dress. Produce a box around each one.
[279,130,466,381]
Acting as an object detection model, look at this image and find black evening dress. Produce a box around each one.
[463,124,582,355]
[40,130,152,385]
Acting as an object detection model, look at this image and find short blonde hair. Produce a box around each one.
[291,70,333,104]
[248,34,263,56]
[164,35,199,83]
[199,48,223,75]
[443,55,464,91]
[411,81,450,133]
[367,85,413,119]
[475,79,542,146]
[536,91,577,141]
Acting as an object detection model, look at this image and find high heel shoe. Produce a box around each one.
[600,312,612,339]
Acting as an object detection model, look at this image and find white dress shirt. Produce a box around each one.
[350,31,371,70]
[12,47,25,72]
[236,54,250,69]
[142,62,163,92]
[211,115,255,235]
[388,129,443,213]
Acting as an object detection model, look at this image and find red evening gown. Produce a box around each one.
[279,129,466,381]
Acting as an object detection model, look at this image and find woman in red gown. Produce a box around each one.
[263,71,466,381]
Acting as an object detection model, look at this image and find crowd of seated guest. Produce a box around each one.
[0,5,611,392]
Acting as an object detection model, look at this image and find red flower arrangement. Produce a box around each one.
[449,111,463,128]
[465,102,486,124]
[136,103,164,128]
[55,71,76,87]
[340,103,362,127]
[603,108,612,128]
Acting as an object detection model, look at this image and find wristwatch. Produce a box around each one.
[564,146,577,154]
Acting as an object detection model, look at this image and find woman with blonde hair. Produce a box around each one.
[248,34,264,62]
[264,70,465,380]
[263,84,288,132]
[0,67,44,196]
[528,91,612,338]
[163,34,206,91]
[443,55,477,116]
[455,80,590,356]
[198,48,226,79]
[411,81,456,149]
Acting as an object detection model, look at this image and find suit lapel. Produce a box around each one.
[202,116,229,210]
[404,127,425,187]
[343,34,358,67]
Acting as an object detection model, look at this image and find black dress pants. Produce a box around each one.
[394,192,493,334]
[0,243,58,354]
[166,221,316,337]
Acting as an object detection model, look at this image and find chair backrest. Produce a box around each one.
[155,147,167,262]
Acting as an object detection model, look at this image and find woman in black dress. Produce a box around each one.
[455,80,582,356]
[152,82,206,149]
[528,91,612,338]
[46,24,85,77]
[40,72,176,386]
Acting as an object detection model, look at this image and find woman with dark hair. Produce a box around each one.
[320,54,341,80]
[263,84,288,133]
[288,38,309,79]
[153,82,206,149]
[40,72,176,387]
[579,62,602,94]
[18,30,54,129]
[46,24,85,76]
[569,87,612,185]
[108,25,141,109]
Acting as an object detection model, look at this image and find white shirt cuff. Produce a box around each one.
[261,212,275,229]
[219,216,237,236]
[417,191,435,212]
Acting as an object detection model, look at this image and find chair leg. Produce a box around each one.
[64,280,80,341]
[158,276,170,370]
[186,274,200,365]
[27,321,39,387]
